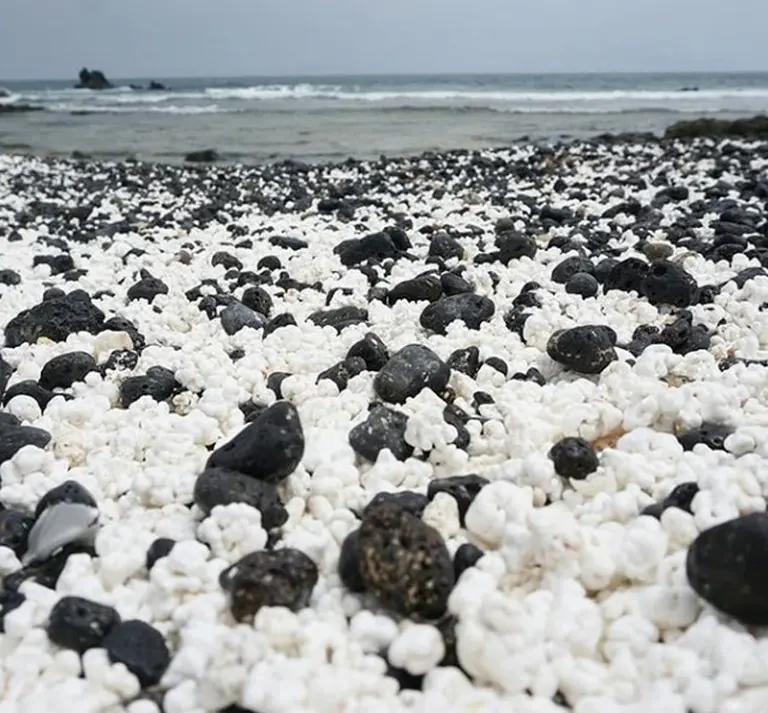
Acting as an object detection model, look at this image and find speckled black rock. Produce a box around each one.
[348,405,413,462]
[34,479,98,519]
[0,510,33,557]
[0,426,52,465]
[446,346,481,378]
[547,325,618,374]
[551,256,594,284]
[686,512,768,625]
[549,437,599,480]
[206,401,304,483]
[4,290,105,347]
[346,332,390,371]
[193,467,288,529]
[104,619,171,688]
[677,423,733,451]
[357,502,454,620]
[374,344,450,404]
[317,356,366,391]
[145,538,175,570]
[640,260,699,307]
[453,543,484,579]
[427,474,489,525]
[308,305,368,332]
[103,349,139,373]
[604,257,648,294]
[0,590,25,632]
[2,380,58,409]
[219,548,318,621]
[565,272,599,298]
[420,293,495,335]
[126,275,169,303]
[38,351,97,391]
[120,366,179,408]
[364,491,429,518]
[386,274,442,305]
[47,595,121,653]
[642,482,700,519]
[338,529,366,593]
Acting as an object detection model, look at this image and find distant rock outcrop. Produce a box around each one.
[184,149,219,163]
[665,115,768,140]
[0,88,9,99]
[75,68,112,90]
[148,81,167,91]
[0,104,45,115]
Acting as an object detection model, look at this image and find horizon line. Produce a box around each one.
[2,69,768,83]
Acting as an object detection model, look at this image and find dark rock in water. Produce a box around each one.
[0,426,52,465]
[495,232,537,264]
[220,302,265,335]
[338,529,366,593]
[565,272,599,298]
[374,344,450,404]
[46,595,120,653]
[105,620,171,687]
[0,104,44,115]
[102,349,138,373]
[346,332,389,371]
[0,270,21,286]
[357,502,454,619]
[364,491,429,518]
[75,68,112,90]
[453,542,484,579]
[147,80,166,91]
[127,275,169,303]
[641,482,700,519]
[38,351,97,390]
[446,346,480,378]
[193,467,288,529]
[185,149,219,163]
[428,233,464,261]
[686,512,768,625]
[0,510,33,556]
[145,538,175,570]
[547,325,618,374]
[386,274,442,305]
[641,260,699,307]
[0,590,25,632]
[317,356,366,391]
[666,115,768,140]
[677,423,733,452]
[551,256,594,284]
[206,401,304,483]
[264,312,297,336]
[308,306,368,332]
[604,258,648,294]
[219,549,318,622]
[420,293,495,335]
[241,286,273,317]
[120,366,179,408]
[349,405,413,462]
[34,480,97,520]
[427,474,489,525]
[549,437,599,480]
[2,380,58,409]
[4,290,104,347]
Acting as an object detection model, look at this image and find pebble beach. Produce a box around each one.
[1,134,768,713]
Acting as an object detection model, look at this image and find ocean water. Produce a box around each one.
[1,73,768,164]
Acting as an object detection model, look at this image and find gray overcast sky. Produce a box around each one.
[1,0,766,80]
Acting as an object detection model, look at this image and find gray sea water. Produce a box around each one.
[1,73,768,164]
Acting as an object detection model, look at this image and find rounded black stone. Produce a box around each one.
[427,474,490,525]
[349,405,414,462]
[495,232,537,263]
[453,543,484,579]
[104,620,171,688]
[2,380,58,409]
[364,491,428,518]
[38,352,97,390]
[374,345,450,404]
[206,401,305,483]
[145,538,175,570]
[0,426,52,465]
[211,251,243,271]
[604,258,648,294]
[47,595,121,653]
[386,274,442,305]
[193,467,288,529]
[338,529,366,593]
[547,325,618,374]
[119,366,178,408]
[241,286,273,317]
[126,276,169,303]
[346,333,390,372]
[549,437,599,480]
[420,293,495,335]
[257,256,282,271]
[316,357,366,391]
[641,482,700,519]
[440,272,473,296]
[220,303,265,335]
[34,479,98,519]
[551,256,594,284]
[428,232,464,261]
[483,357,508,376]
[565,272,599,298]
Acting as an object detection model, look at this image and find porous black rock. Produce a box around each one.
[364,491,429,519]
[547,325,618,374]
[38,351,97,390]
[426,474,489,525]
[357,502,454,620]
[206,401,304,482]
[338,529,366,593]
[495,231,537,264]
[686,512,768,625]
[145,538,175,570]
[193,467,288,529]
[641,482,700,519]
[241,286,273,317]
[120,366,179,408]
[349,405,413,462]
[640,260,699,307]
[346,332,390,371]
[219,548,318,621]
[104,620,171,688]
[4,291,104,347]
[604,258,649,294]
[419,293,495,335]
[0,426,52,465]
[549,437,599,480]
[446,346,481,378]
[677,423,733,452]
[374,345,450,404]
[428,232,464,261]
[47,595,121,653]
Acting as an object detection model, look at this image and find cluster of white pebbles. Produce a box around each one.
[0,138,767,713]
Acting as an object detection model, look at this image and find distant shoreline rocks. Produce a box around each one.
[664,114,768,140]
[0,104,44,116]
[75,68,168,92]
